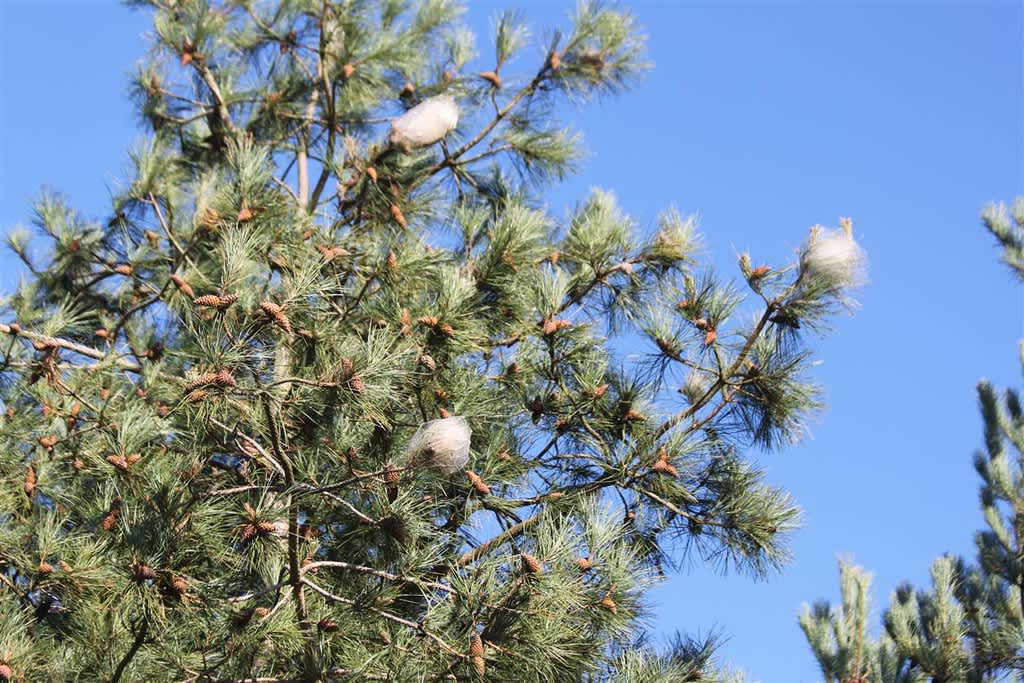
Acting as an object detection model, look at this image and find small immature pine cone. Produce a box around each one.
[106,455,130,472]
[384,468,401,485]
[521,553,542,574]
[347,375,366,394]
[240,523,258,542]
[169,274,195,298]
[438,407,451,419]
[389,204,408,229]
[548,51,562,70]
[23,466,35,497]
[590,384,609,398]
[59,561,72,572]
[479,70,502,88]
[126,453,142,466]
[132,562,157,582]
[199,207,221,229]
[418,354,436,371]
[576,557,593,572]
[101,510,119,532]
[256,520,278,535]
[319,617,339,632]
[703,328,717,346]
[599,594,618,615]
[750,265,771,278]
[38,435,58,450]
[342,63,356,79]
[542,319,571,336]
[259,301,293,335]
[366,166,378,183]
[254,607,270,618]
[170,575,188,595]
[144,229,160,247]
[113,264,133,276]
[466,471,490,496]
[651,457,679,479]
[38,560,54,574]
[623,409,647,422]
[237,205,256,222]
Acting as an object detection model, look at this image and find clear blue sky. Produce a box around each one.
[1,1,1021,680]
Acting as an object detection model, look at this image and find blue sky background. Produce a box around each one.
[1,1,1021,680]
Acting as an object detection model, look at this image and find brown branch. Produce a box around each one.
[110,614,149,683]
[301,578,464,659]
[301,560,453,594]
[0,323,142,372]
[456,513,543,567]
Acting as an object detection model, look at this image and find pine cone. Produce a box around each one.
[38,435,57,450]
[0,663,12,681]
[113,264,133,276]
[521,553,542,574]
[214,369,237,388]
[479,70,502,88]
[259,301,293,334]
[418,354,436,371]
[318,617,339,632]
[590,384,609,398]
[106,455,129,471]
[199,207,221,229]
[390,204,408,229]
[169,274,194,298]
[599,594,618,614]
[101,510,119,532]
[366,166,378,183]
[256,520,278,535]
[170,576,188,595]
[59,561,72,572]
[342,63,356,79]
[185,372,219,393]
[548,51,562,70]
[23,466,35,497]
[237,205,256,222]
[576,557,593,572]
[750,265,771,278]
[132,562,157,582]
[541,318,571,336]
[38,560,54,574]
[466,471,490,496]
[347,375,366,394]
[193,293,238,310]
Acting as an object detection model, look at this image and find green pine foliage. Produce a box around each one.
[800,203,1024,683]
[1,1,866,680]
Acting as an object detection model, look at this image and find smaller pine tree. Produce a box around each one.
[800,199,1024,683]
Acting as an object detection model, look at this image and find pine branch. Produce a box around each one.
[0,323,142,372]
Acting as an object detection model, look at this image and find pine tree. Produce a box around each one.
[800,200,1024,683]
[0,2,867,681]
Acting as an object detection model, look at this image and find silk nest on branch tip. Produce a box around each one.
[388,95,459,153]
[401,415,471,474]
[801,221,867,290]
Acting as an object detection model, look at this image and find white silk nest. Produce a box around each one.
[802,227,867,289]
[403,415,471,474]
[389,95,459,152]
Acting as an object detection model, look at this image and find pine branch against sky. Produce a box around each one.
[0,1,1021,681]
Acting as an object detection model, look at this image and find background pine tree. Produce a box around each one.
[0,1,866,680]
[800,200,1024,683]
